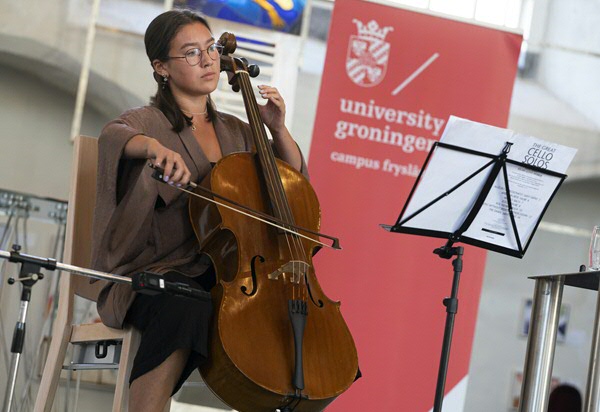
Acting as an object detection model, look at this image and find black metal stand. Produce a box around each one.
[382,136,568,410]
[432,243,463,412]
[2,244,53,412]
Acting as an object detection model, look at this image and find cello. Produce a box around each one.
[189,33,358,412]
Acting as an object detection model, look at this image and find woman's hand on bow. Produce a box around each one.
[125,134,191,185]
[146,137,191,186]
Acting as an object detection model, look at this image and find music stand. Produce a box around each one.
[381,119,572,411]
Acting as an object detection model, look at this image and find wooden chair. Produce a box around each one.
[34,135,141,412]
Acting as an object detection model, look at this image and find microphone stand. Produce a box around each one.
[0,245,210,412]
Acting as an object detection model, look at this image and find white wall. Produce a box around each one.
[0,0,150,119]
[537,0,600,130]
[0,65,108,199]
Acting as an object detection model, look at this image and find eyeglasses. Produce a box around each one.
[168,44,224,66]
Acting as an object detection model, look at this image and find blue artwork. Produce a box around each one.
[186,0,305,34]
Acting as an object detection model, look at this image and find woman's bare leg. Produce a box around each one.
[128,348,191,412]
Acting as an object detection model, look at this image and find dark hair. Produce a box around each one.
[144,9,217,132]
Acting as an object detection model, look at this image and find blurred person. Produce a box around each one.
[547,384,582,412]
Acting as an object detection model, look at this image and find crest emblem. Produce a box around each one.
[346,19,393,87]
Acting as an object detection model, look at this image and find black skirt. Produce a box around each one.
[124,269,215,396]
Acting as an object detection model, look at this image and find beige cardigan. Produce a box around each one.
[90,106,308,328]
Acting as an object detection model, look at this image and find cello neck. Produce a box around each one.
[218,31,295,226]
[236,70,295,225]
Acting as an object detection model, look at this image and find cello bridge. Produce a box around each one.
[268,261,309,284]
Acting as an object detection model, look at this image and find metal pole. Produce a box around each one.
[0,250,131,284]
[4,344,21,412]
[3,291,31,412]
[69,0,102,142]
[433,246,463,412]
[0,208,17,373]
[584,281,600,412]
[296,0,314,69]
[518,276,564,412]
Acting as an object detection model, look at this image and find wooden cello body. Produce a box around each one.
[189,34,358,412]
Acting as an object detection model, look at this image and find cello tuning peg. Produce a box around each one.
[248,65,260,78]
[237,57,260,78]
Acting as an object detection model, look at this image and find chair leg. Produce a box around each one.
[113,326,141,412]
[33,317,72,412]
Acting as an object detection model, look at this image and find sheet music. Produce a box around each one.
[400,116,577,254]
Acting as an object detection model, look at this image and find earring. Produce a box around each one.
[162,75,168,90]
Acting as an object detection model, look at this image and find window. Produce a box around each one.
[384,0,532,32]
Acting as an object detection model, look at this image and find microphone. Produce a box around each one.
[131,271,211,302]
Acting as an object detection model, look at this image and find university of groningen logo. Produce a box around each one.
[346,19,394,87]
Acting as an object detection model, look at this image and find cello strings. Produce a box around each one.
[241,74,306,300]
[239,72,308,300]
[250,78,310,301]
[239,73,297,262]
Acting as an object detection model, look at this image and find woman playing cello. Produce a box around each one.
[90,9,307,411]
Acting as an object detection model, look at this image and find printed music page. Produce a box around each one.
[400,116,577,254]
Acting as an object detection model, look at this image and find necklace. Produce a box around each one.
[181,107,207,131]
[181,107,208,116]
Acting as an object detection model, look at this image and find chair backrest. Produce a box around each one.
[34,136,137,412]
[64,135,107,301]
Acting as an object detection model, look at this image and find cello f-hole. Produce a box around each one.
[304,273,324,308]
[241,255,264,296]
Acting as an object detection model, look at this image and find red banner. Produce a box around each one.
[308,1,521,410]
